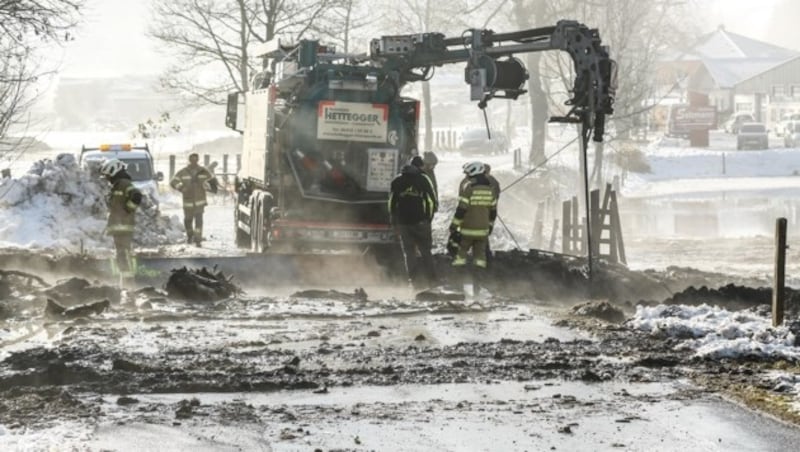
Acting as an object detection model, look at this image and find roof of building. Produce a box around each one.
[665,26,798,61]
[702,58,794,89]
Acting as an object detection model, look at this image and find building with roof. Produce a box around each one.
[656,25,800,130]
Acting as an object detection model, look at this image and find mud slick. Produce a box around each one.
[1,253,800,447]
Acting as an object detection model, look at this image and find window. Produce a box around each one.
[772,85,787,99]
[792,85,800,99]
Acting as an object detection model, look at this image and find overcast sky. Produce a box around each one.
[55,0,786,79]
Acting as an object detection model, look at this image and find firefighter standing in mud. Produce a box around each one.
[389,156,438,288]
[101,158,142,286]
[170,153,218,246]
[450,161,497,295]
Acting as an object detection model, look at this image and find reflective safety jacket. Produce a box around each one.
[451,174,498,238]
[388,165,437,225]
[170,165,217,209]
[107,176,142,235]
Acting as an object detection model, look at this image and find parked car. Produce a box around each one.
[778,113,800,137]
[784,121,800,148]
[458,128,509,155]
[736,123,769,150]
[724,112,755,134]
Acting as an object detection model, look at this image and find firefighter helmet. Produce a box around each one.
[462,161,485,177]
[100,159,127,178]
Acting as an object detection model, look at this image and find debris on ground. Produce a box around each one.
[42,277,121,306]
[45,298,110,320]
[415,286,465,302]
[661,283,800,312]
[290,288,367,302]
[165,266,242,301]
[0,154,183,251]
[571,301,627,323]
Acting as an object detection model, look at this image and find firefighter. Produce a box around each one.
[389,156,437,288]
[170,153,218,246]
[100,158,142,287]
[450,161,497,295]
[483,163,501,266]
[422,151,439,211]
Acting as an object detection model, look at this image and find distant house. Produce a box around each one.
[656,25,800,128]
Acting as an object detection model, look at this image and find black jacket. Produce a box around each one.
[388,165,436,225]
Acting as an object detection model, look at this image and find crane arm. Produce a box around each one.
[370,20,617,141]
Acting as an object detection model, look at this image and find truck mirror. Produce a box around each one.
[225,92,241,132]
[156,171,164,182]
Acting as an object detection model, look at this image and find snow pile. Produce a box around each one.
[0,154,183,252]
[630,304,800,360]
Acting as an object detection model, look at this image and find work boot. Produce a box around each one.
[186,232,194,244]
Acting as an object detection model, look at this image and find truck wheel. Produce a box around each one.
[250,195,262,253]
[255,194,273,253]
[234,202,250,248]
[249,195,260,252]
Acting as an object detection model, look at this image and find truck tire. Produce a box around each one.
[250,191,273,253]
[249,195,259,252]
[256,193,273,253]
[234,202,250,248]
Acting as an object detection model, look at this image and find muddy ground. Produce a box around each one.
[1,253,800,450]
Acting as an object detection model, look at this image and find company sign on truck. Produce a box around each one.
[317,101,389,143]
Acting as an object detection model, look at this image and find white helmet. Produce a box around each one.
[100,159,127,178]
[462,161,485,177]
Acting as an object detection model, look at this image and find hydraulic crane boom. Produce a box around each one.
[370,20,616,142]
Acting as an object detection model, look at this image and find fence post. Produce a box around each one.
[222,154,229,182]
[236,154,242,172]
[169,155,176,180]
[773,217,787,327]
[204,154,211,168]
[722,152,727,175]
[562,200,571,254]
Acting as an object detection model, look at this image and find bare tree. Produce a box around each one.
[0,0,82,145]
[149,0,338,105]
[313,0,375,54]
[509,0,698,173]
[378,0,498,152]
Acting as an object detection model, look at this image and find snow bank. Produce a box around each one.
[0,154,183,252]
[630,304,800,361]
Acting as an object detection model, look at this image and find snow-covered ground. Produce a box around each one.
[631,303,800,413]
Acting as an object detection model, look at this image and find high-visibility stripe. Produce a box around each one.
[474,259,487,268]
[461,228,489,237]
[107,225,134,232]
[459,197,470,204]
[452,257,467,266]
[452,218,463,226]
[125,201,138,211]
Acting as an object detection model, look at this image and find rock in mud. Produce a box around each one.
[165,266,242,301]
[571,301,626,323]
[175,398,200,419]
[290,288,367,302]
[116,396,139,406]
[45,298,110,319]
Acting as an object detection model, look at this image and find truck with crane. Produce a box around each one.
[224,20,616,254]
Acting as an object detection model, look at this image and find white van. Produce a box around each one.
[80,144,163,207]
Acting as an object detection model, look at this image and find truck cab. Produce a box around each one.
[80,144,164,207]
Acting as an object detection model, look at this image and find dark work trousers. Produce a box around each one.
[183,206,205,243]
[396,221,436,287]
